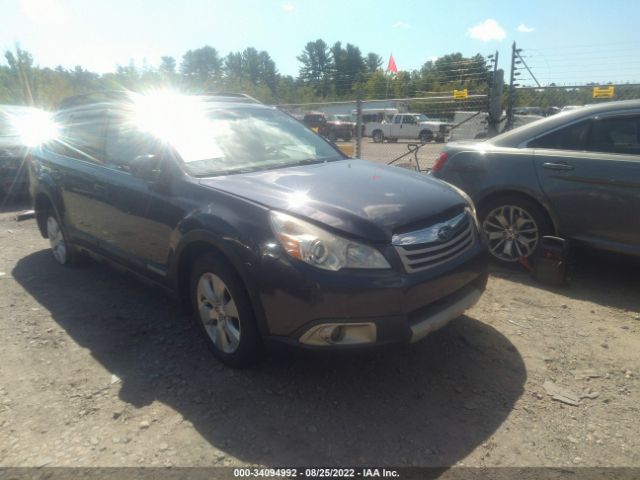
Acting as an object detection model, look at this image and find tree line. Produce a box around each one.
[0,40,492,108]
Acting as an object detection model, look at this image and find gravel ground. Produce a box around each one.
[347,139,442,169]
[0,206,639,468]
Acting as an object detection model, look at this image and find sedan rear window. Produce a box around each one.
[587,116,640,155]
[528,120,591,151]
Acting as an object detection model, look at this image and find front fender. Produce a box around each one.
[167,206,273,335]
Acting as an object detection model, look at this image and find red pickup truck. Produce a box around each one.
[303,112,355,142]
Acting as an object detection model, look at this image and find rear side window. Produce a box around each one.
[528,120,591,151]
[587,116,640,155]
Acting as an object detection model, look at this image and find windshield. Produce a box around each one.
[413,114,430,122]
[165,106,343,177]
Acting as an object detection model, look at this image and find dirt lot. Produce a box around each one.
[0,205,639,469]
[349,139,443,169]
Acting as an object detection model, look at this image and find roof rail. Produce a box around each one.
[57,90,263,110]
[57,90,130,110]
[200,92,262,104]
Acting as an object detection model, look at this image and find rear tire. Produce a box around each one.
[190,253,262,368]
[372,130,384,143]
[478,195,554,264]
[44,211,78,266]
[327,130,338,142]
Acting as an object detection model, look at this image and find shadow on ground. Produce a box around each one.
[491,246,640,312]
[13,249,526,466]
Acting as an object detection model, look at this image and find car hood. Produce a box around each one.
[199,160,466,242]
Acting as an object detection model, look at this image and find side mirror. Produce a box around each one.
[131,154,162,181]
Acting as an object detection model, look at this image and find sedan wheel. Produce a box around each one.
[482,205,540,262]
[196,272,242,354]
[190,253,262,367]
[46,215,69,265]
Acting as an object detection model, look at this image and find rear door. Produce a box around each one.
[532,113,640,251]
[52,109,111,249]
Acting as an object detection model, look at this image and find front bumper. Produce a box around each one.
[257,240,488,350]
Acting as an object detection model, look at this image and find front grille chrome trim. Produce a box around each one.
[392,211,467,246]
[402,222,473,256]
[393,209,476,273]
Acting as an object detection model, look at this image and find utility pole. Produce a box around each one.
[488,69,504,138]
[355,98,362,159]
[506,42,519,131]
[487,50,503,138]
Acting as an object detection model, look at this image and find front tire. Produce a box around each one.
[372,130,384,143]
[190,253,262,368]
[478,195,553,264]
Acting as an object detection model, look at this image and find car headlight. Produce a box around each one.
[270,211,391,271]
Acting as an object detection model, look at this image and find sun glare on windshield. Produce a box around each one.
[129,89,207,142]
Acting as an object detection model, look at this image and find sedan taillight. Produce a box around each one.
[432,152,448,173]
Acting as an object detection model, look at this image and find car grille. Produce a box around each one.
[392,209,476,273]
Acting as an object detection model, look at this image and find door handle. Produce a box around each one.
[543,162,574,171]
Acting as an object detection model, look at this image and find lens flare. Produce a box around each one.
[130,90,204,141]
[129,89,228,163]
[5,107,59,147]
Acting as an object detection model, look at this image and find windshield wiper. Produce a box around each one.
[293,156,343,166]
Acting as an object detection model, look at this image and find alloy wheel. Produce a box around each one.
[196,272,242,354]
[482,205,539,261]
[46,216,68,264]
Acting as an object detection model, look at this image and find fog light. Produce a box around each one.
[299,322,376,346]
[316,325,345,343]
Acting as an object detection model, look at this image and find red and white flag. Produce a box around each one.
[387,54,398,74]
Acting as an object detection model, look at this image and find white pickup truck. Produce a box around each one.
[364,113,451,144]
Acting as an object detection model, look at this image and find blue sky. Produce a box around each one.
[2,0,640,85]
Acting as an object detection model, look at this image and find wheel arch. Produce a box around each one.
[475,189,559,234]
[34,192,55,238]
[172,234,269,336]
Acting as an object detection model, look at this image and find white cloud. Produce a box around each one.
[281,2,294,12]
[468,19,507,41]
[392,21,411,30]
[430,56,439,63]
[517,23,535,33]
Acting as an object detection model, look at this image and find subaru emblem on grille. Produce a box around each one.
[437,225,453,241]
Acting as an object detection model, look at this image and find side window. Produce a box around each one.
[403,116,416,125]
[587,116,640,155]
[528,120,591,151]
[64,112,108,163]
[393,116,402,124]
[104,119,161,173]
